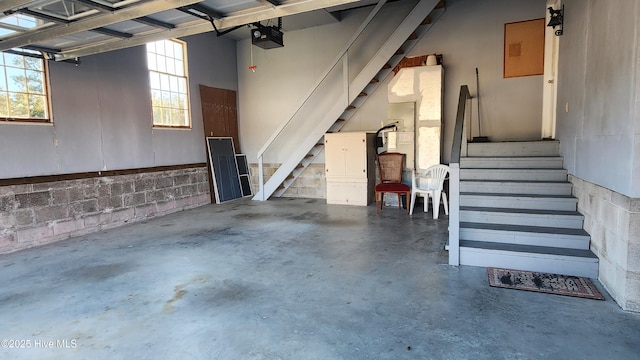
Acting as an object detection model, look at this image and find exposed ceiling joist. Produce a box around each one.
[55,20,209,61]
[24,44,61,54]
[176,6,210,21]
[16,8,70,24]
[184,3,223,19]
[73,0,115,12]
[134,16,176,29]
[0,0,204,52]
[215,0,359,29]
[92,27,133,38]
[54,0,361,61]
[0,0,34,14]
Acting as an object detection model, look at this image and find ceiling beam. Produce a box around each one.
[0,0,34,14]
[72,0,114,12]
[55,20,210,61]
[54,0,361,61]
[92,27,133,38]
[184,3,223,19]
[0,0,204,52]
[134,16,176,29]
[24,44,61,53]
[176,6,210,21]
[16,9,70,24]
[215,0,359,29]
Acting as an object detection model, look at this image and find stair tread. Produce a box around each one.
[462,156,563,159]
[460,206,582,216]
[460,240,597,259]
[461,179,569,184]
[460,192,575,199]
[460,222,589,236]
[462,168,566,171]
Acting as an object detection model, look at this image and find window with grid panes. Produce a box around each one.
[146,39,190,128]
[0,52,50,123]
[0,14,50,123]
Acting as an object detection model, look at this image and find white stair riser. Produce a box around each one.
[460,228,590,250]
[457,141,598,278]
[460,181,573,195]
[460,210,584,228]
[460,169,567,181]
[460,195,577,211]
[460,157,563,169]
[467,141,560,157]
[459,247,598,278]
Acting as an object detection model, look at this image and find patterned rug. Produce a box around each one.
[487,267,605,300]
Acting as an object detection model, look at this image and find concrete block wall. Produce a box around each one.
[249,163,326,199]
[569,175,640,312]
[0,167,210,254]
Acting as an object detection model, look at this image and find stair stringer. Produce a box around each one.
[256,99,349,201]
[255,0,445,199]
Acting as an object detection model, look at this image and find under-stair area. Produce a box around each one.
[456,140,599,278]
[253,0,446,200]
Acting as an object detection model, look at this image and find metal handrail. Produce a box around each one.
[448,84,471,266]
[450,85,471,164]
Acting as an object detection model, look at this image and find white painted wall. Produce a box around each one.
[351,0,545,160]
[556,0,640,198]
[237,0,545,165]
[0,32,237,179]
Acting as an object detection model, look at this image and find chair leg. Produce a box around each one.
[433,190,441,219]
[405,191,410,213]
[442,192,449,215]
[375,191,380,214]
[423,193,429,213]
[409,191,417,215]
[397,193,402,210]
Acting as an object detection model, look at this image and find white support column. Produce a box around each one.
[258,156,265,201]
[448,163,460,265]
[541,0,561,139]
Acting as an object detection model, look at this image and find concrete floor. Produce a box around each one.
[1,198,639,360]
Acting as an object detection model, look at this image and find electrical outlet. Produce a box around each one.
[565,102,569,113]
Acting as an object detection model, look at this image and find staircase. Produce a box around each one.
[457,140,599,278]
[253,0,445,200]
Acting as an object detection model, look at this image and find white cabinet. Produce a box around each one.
[324,132,376,206]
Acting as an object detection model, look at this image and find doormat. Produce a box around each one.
[487,267,605,300]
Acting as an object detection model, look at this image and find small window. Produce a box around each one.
[0,51,51,123]
[146,39,190,128]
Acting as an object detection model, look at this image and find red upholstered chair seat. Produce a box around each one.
[375,183,410,192]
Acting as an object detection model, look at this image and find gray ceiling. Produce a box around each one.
[0,0,379,62]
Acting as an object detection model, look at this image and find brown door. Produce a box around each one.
[200,85,239,203]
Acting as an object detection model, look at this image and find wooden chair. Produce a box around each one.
[375,152,411,214]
